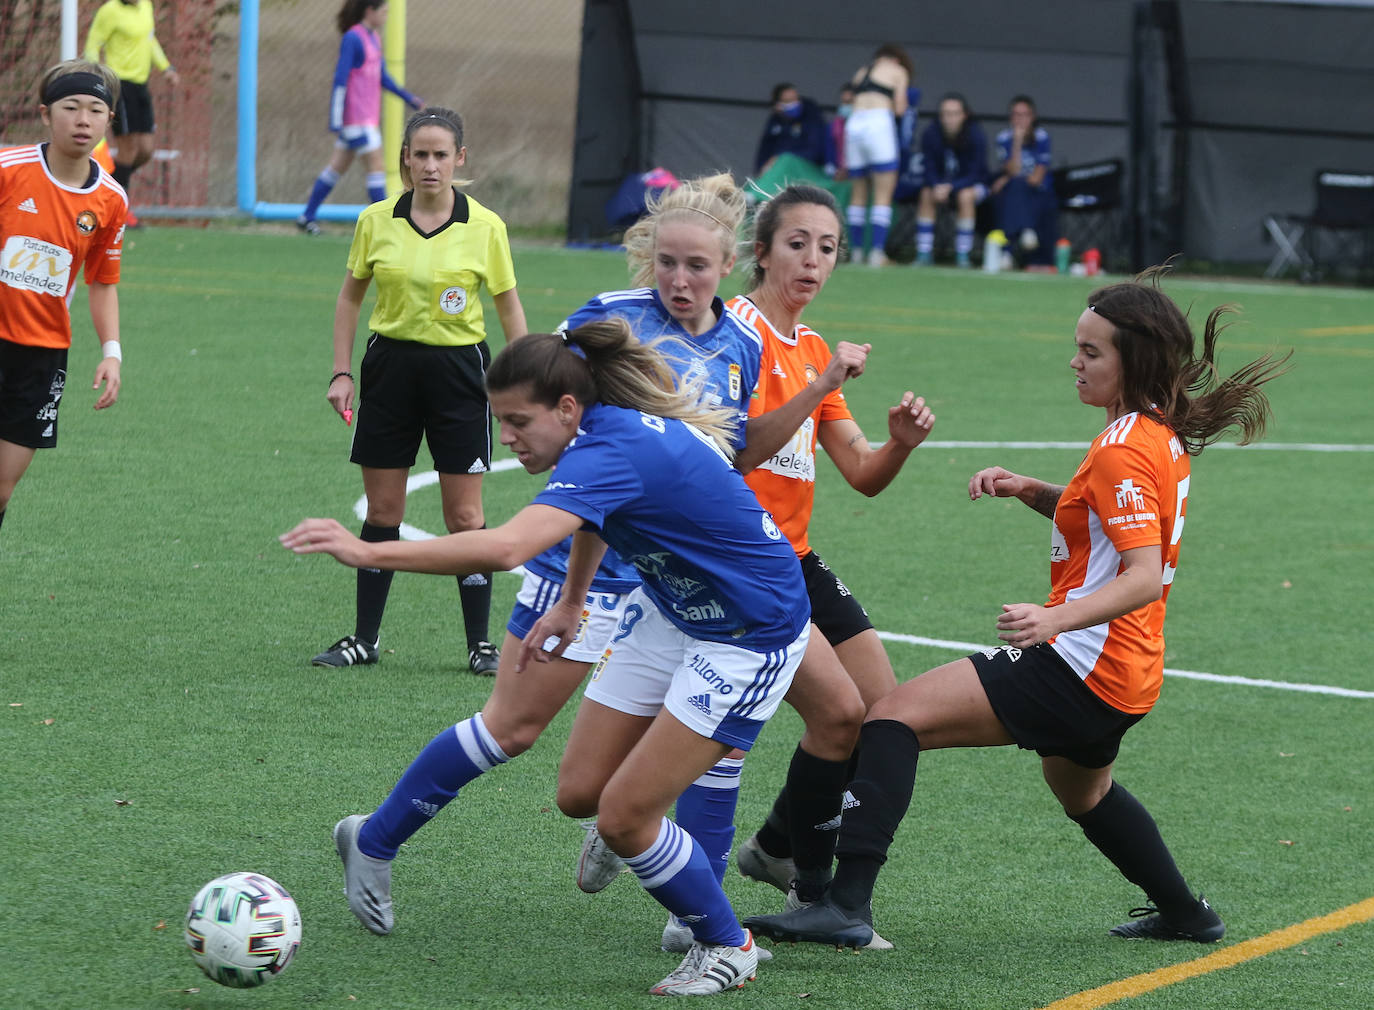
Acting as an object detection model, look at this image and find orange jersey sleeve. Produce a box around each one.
[729,295,853,558]
[1047,412,1190,714]
[0,144,127,350]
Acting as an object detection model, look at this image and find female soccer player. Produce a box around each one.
[842,44,912,266]
[989,95,1057,266]
[916,93,990,267]
[285,319,809,995]
[0,60,128,538]
[746,269,1289,949]
[296,0,423,234]
[724,185,934,946]
[312,106,525,674]
[83,0,178,225]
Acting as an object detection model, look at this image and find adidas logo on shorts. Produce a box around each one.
[466,458,487,474]
[687,693,712,714]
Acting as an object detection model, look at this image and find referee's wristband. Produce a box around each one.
[102,340,122,361]
[330,370,354,385]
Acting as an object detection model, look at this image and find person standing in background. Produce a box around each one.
[296,0,423,235]
[83,0,179,228]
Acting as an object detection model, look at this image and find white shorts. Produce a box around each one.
[336,124,383,153]
[844,107,899,176]
[584,588,809,751]
[507,572,628,664]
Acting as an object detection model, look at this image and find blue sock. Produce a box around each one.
[846,203,866,255]
[358,713,508,859]
[366,171,387,204]
[302,167,339,222]
[869,204,892,256]
[626,817,746,947]
[674,757,742,885]
[916,219,935,255]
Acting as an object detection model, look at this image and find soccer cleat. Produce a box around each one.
[955,251,971,269]
[296,216,321,236]
[867,248,889,268]
[736,833,796,895]
[1109,897,1225,943]
[649,930,759,996]
[576,821,626,893]
[333,814,393,935]
[744,893,875,950]
[1019,227,1040,252]
[468,640,500,676]
[914,251,934,266]
[783,885,894,950]
[312,635,379,667]
[661,915,771,960]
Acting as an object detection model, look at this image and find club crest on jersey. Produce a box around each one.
[728,362,741,400]
[804,362,820,385]
[75,210,98,235]
[761,513,781,540]
[439,286,466,315]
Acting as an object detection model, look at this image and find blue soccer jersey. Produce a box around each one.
[560,288,762,450]
[525,289,764,592]
[533,403,808,651]
[996,126,1053,191]
[921,120,990,192]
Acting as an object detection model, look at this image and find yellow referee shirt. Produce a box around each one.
[347,189,517,347]
[84,0,171,84]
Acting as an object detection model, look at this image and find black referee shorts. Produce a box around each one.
[970,643,1145,768]
[350,334,492,474]
[0,340,66,449]
[800,549,874,647]
[114,80,155,135]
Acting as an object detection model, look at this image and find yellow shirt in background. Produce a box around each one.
[84,0,170,84]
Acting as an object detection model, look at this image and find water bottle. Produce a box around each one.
[1083,247,1101,276]
[984,230,1006,273]
[1055,238,1071,274]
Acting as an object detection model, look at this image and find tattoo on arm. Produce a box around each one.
[847,431,866,447]
[1029,484,1065,519]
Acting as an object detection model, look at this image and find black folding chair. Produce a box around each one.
[1264,170,1374,282]
[1053,159,1127,271]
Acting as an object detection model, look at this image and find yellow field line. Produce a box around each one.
[1038,896,1374,1010]
[1299,324,1374,337]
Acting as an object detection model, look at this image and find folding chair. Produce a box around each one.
[1266,170,1374,282]
[1053,159,1127,271]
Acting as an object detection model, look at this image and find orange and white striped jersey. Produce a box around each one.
[0,143,127,350]
[729,295,853,559]
[1047,411,1191,714]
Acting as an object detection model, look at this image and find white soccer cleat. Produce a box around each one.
[649,930,759,996]
[661,914,771,960]
[576,821,627,893]
[333,814,393,935]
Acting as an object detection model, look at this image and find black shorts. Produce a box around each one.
[970,642,1144,769]
[350,334,492,473]
[0,340,66,449]
[800,549,874,647]
[114,80,155,136]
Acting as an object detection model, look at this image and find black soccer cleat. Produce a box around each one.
[744,894,875,950]
[1109,896,1225,943]
[312,635,379,667]
[468,641,500,676]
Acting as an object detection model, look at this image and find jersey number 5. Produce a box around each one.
[1161,474,1190,587]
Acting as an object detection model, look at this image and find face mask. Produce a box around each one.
[837,103,853,119]
[780,101,802,119]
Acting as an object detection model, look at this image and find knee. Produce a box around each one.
[594,793,653,854]
[443,503,484,534]
[804,692,865,760]
[555,775,600,821]
[489,718,539,758]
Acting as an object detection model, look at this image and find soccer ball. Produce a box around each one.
[184,871,301,988]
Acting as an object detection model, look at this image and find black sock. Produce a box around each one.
[755,788,792,858]
[830,719,920,912]
[0,509,5,532]
[113,163,133,190]
[783,745,850,901]
[1070,781,1197,920]
[355,522,399,645]
[457,528,492,650]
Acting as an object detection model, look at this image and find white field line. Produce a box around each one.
[916,440,1374,452]
[373,452,1369,699]
[875,631,1374,699]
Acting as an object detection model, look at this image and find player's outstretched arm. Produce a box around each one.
[282,504,582,575]
[969,466,1063,518]
[819,392,935,497]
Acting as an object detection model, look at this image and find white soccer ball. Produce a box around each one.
[184,871,301,988]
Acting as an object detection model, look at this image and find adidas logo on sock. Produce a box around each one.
[466,458,487,474]
[814,792,861,832]
[461,573,488,586]
[411,799,440,818]
[18,197,38,214]
[687,693,712,714]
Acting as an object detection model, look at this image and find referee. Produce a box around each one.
[315,106,527,676]
[83,0,179,225]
